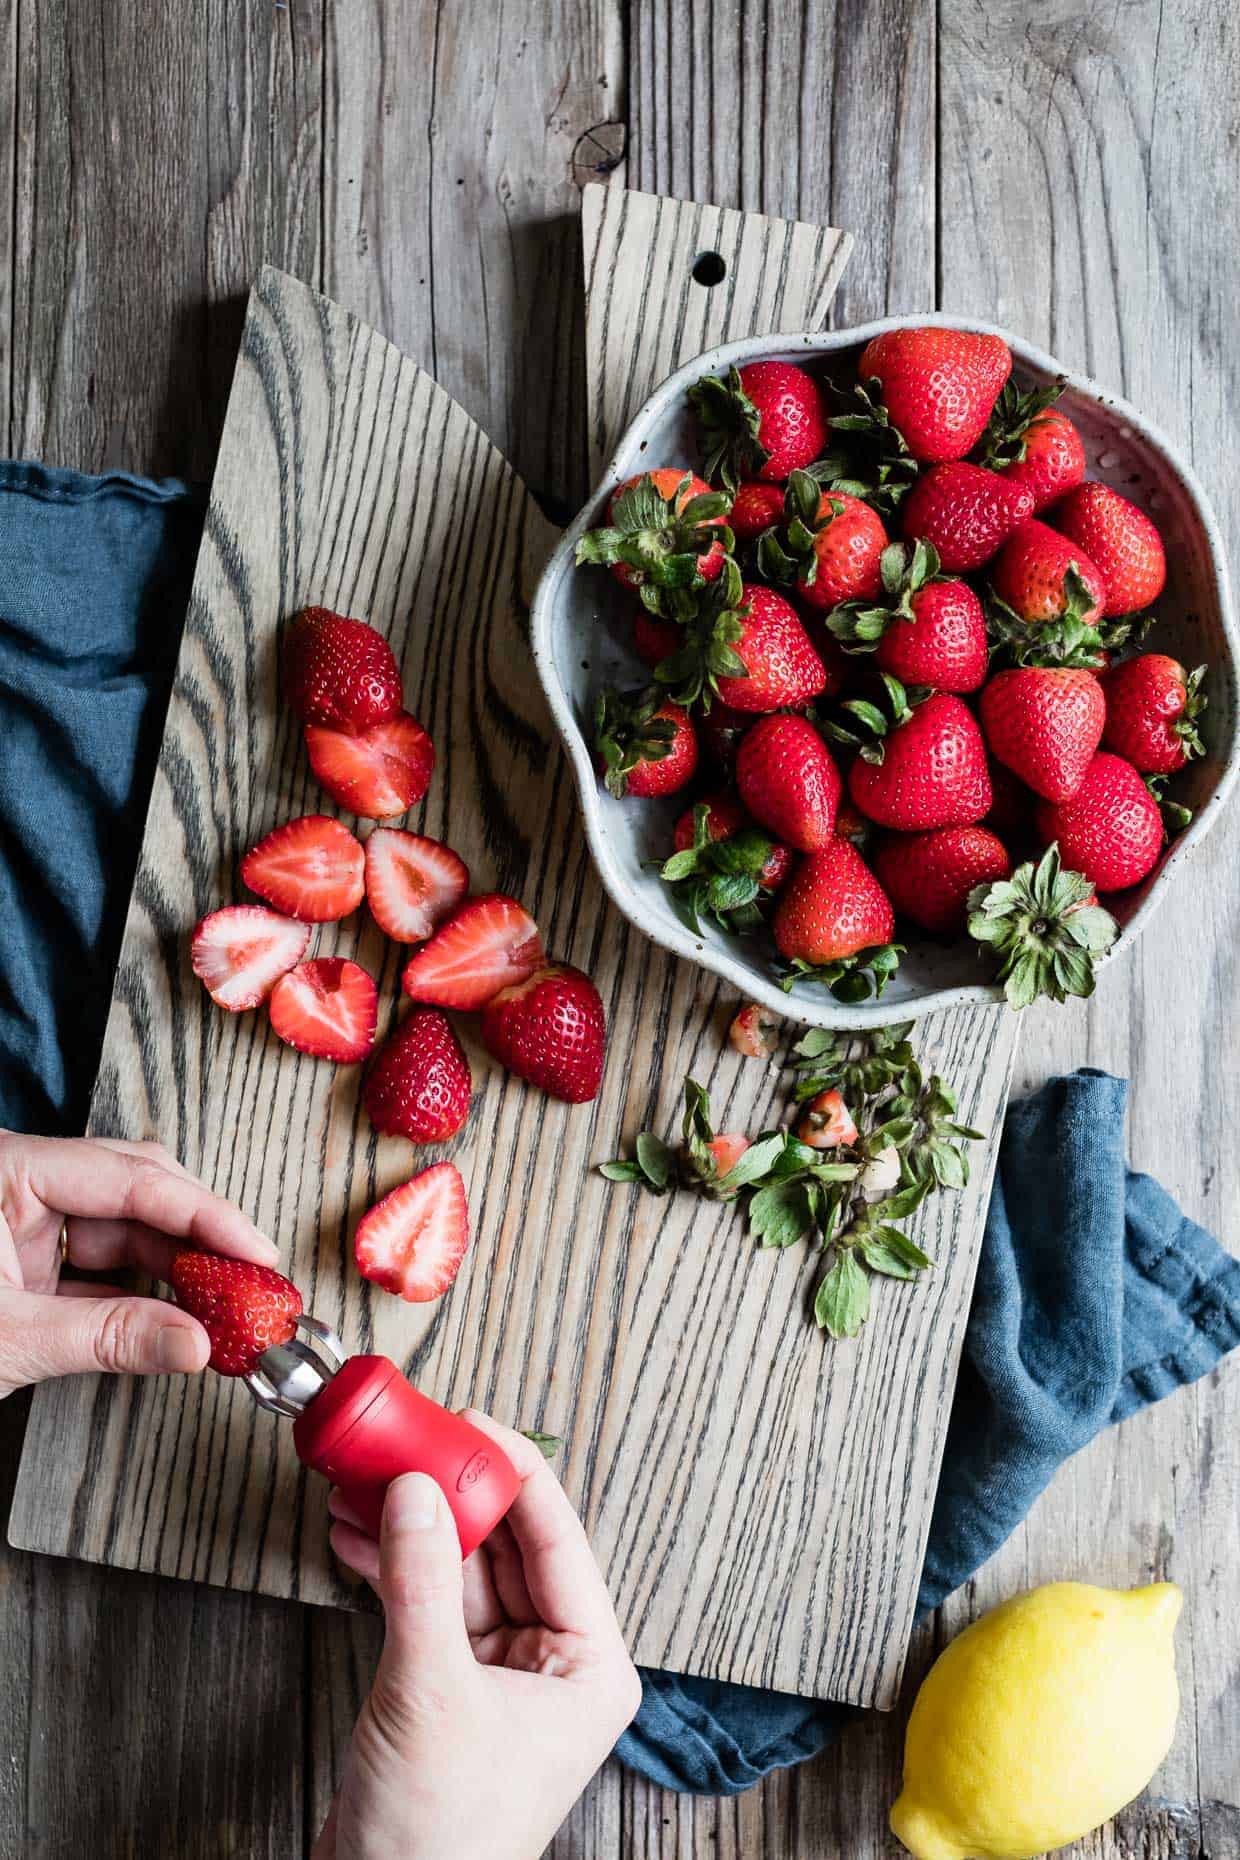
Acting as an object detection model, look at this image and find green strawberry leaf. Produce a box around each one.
[814,1248,871,1337]
[635,1131,674,1191]
[749,1178,818,1249]
[716,1132,789,1192]
[598,1159,644,1184]
[520,1430,562,1459]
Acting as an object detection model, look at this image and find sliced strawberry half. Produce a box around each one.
[241,815,365,922]
[191,906,310,1011]
[401,893,544,1011]
[364,828,470,943]
[304,712,435,819]
[354,1161,470,1303]
[268,957,378,1062]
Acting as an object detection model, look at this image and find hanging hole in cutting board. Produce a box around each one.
[692,251,727,287]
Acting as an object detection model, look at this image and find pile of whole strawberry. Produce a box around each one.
[577,329,1206,1009]
[190,606,607,1305]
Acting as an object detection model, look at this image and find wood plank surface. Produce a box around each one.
[10,177,1002,1716]
[580,182,851,475]
[1,2,1237,1856]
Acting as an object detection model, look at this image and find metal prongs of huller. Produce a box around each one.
[244,1313,348,1419]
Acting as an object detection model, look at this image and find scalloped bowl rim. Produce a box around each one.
[530,314,1240,1026]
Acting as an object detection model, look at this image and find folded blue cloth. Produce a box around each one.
[2,466,1238,1799]
[0,462,203,1135]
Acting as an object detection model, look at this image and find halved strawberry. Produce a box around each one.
[241,815,365,922]
[401,893,544,1011]
[364,829,470,943]
[268,958,378,1062]
[303,712,434,819]
[354,1161,470,1303]
[191,906,310,1011]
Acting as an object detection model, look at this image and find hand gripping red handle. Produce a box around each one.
[292,1355,521,1557]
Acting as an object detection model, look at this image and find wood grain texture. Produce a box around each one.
[323,0,624,513]
[934,5,1240,1855]
[10,0,320,476]
[9,203,1005,1714]
[580,182,851,475]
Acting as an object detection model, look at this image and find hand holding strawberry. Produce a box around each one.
[0,1131,281,1399]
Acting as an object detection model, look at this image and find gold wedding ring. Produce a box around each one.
[57,1220,69,1265]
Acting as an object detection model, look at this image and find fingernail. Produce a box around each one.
[387,1472,440,1530]
[157,1326,204,1373]
[252,1230,281,1263]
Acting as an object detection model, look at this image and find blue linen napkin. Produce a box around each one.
[2,465,1238,1798]
[0,462,204,1136]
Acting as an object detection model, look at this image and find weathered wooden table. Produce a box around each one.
[2,4,1237,1855]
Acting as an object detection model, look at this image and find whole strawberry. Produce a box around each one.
[728,480,787,543]
[773,838,898,995]
[990,518,1107,633]
[1034,751,1164,891]
[481,964,606,1103]
[795,489,889,611]
[672,792,746,847]
[672,793,793,889]
[828,538,988,694]
[901,462,1034,572]
[170,1250,302,1377]
[714,585,830,712]
[736,714,842,852]
[980,667,1106,802]
[856,326,1011,462]
[595,688,698,797]
[689,360,827,489]
[985,761,1036,843]
[874,825,1012,934]
[1102,654,1206,774]
[1052,482,1167,617]
[697,700,755,774]
[848,692,992,831]
[880,579,988,691]
[576,469,730,603]
[283,607,403,733]
[363,1008,472,1142]
[997,406,1086,511]
[632,609,681,669]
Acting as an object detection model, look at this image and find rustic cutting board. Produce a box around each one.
[10,186,1019,1710]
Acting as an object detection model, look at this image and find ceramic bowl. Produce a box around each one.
[529,315,1239,1026]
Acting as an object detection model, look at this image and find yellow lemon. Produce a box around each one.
[890,1580,1181,1860]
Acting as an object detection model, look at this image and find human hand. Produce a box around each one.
[313,1416,642,1860]
[0,1130,279,1398]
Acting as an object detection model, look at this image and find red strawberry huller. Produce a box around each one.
[245,1312,522,1557]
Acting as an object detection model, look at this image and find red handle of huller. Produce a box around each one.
[292,1355,521,1557]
